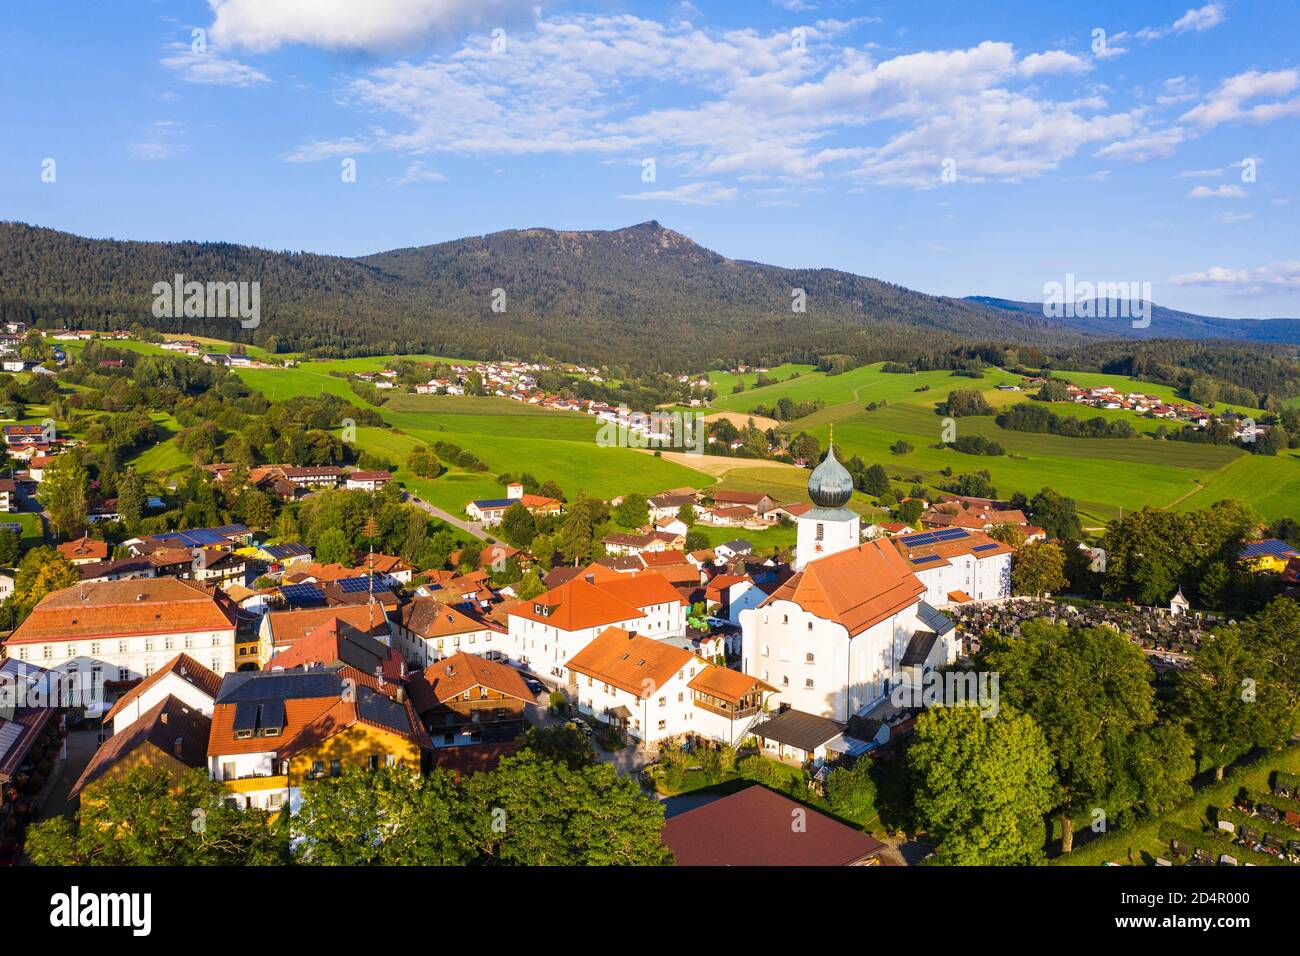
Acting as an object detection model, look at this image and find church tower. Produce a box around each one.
[795,433,860,570]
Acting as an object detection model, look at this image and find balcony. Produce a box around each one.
[222,774,287,794]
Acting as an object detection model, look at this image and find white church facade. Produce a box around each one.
[740,443,1011,722]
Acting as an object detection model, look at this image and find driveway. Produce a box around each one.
[405,494,488,541]
[522,678,655,776]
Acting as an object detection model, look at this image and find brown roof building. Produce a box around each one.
[661,785,887,866]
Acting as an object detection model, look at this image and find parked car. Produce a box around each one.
[706,616,730,628]
[524,677,544,695]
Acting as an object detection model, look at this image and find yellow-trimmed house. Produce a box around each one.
[207,669,430,815]
[1239,538,1300,574]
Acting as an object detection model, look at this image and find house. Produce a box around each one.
[564,627,772,747]
[661,784,887,866]
[714,539,753,561]
[892,528,1014,605]
[265,616,406,694]
[57,535,110,566]
[86,498,121,523]
[0,478,15,513]
[359,553,415,586]
[647,493,697,521]
[256,541,312,570]
[280,465,342,488]
[3,424,51,446]
[345,470,392,491]
[506,571,687,679]
[102,653,222,736]
[711,490,776,514]
[1239,539,1300,574]
[2,578,240,703]
[27,455,57,481]
[406,652,534,747]
[258,603,392,667]
[749,707,847,768]
[70,695,211,803]
[466,489,564,525]
[704,573,769,626]
[391,597,507,667]
[207,669,429,814]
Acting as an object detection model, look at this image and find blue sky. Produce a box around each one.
[2,0,1297,317]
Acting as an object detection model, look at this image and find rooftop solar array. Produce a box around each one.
[911,554,942,564]
[217,669,340,704]
[1240,539,1297,559]
[280,583,326,606]
[336,575,379,594]
[472,498,516,509]
[898,527,970,547]
[972,543,1001,552]
[356,685,411,734]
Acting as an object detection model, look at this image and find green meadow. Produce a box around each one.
[49,335,1295,528]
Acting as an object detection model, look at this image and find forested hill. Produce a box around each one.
[0,220,1069,371]
[2,219,1295,372]
[968,295,1300,345]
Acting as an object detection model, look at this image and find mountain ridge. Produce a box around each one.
[1,220,1295,372]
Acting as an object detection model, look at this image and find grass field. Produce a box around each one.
[74,336,1292,526]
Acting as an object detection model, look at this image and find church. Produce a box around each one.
[739,442,971,722]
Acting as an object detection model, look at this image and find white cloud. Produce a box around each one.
[1188,184,1247,198]
[1175,167,1223,178]
[207,0,538,53]
[1172,3,1227,33]
[396,160,447,185]
[1095,126,1185,162]
[284,138,371,162]
[160,42,269,86]
[1169,260,1300,294]
[1137,4,1228,41]
[1156,76,1199,105]
[1018,50,1091,78]
[1212,211,1254,223]
[618,181,739,205]
[127,121,188,160]
[1180,69,1300,129]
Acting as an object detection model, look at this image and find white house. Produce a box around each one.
[564,626,773,747]
[506,570,686,680]
[891,528,1014,605]
[102,653,222,736]
[1,578,240,715]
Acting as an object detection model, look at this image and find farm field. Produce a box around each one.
[709,363,1024,415]
[808,404,1261,522]
[84,339,1297,527]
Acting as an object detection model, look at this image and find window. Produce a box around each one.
[807,621,813,631]
[144,638,154,651]
[368,755,381,770]
[43,645,52,659]
[329,759,342,778]
[118,667,130,681]
[805,678,815,689]
[782,675,789,686]
[385,754,397,767]
[184,637,193,649]
[90,642,101,655]
[657,720,666,730]
[267,793,284,809]
[221,762,236,781]
[805,652,815,663]
[118,641,128,654]
[164,636,174,650]
[310,760,325,778]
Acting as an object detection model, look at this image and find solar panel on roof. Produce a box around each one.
[912,554,942,564]
[973,543,1000,552]
[356,686,410,734]
[280,583,326,605]
[336,576,376,594]
[259,699,285,732]
[232,700,260,733]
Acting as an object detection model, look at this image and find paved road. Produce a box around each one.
[405,494,488,541]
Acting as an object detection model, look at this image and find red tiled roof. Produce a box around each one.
[5,578,237,645]
[662,785,887,866]
[103,653,222,723]
[564,627,696,697]
[763,540,924,636]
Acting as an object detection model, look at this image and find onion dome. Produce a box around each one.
[808,442,853,509]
